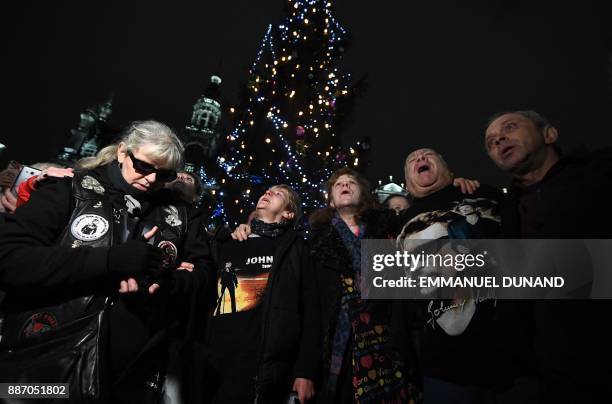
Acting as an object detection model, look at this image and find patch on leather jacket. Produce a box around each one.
[81,175,105,195]
[158,240,178,268]
[164,205,182,227]
[71,214,109,241]
[21,312,58,338]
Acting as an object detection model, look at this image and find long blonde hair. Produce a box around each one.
[77,120,184,170]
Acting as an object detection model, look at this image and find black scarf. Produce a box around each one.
[106,160,150,201]
[250,219,290,238]
[103,161,160,216]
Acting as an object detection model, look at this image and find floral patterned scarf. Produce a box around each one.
[327,213,411,403]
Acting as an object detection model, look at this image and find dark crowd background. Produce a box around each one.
[1,0,611,186]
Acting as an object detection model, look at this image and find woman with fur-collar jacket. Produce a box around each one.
[308,167,417,404]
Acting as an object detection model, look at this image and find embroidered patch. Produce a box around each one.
[113,208,122,224]
[164,205,182,227]
[21,312,58,338]
[71,240,83,248]
[158,240,178,268]
[124,195,141,215]
[71,214,109,241]
[81,175,105,195]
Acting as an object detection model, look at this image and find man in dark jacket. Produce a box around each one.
[485,110,612,403]
[203,184,319,404]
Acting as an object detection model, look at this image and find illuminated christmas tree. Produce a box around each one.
[213,0,367,226]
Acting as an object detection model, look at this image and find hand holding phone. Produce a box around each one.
[0,160,22,188]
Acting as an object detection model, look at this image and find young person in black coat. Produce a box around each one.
[203,184,320,404]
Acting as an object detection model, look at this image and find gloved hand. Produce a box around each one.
[108,240,163,278]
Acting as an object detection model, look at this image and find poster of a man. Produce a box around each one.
[216,262,239,315]
[80,218,100,236]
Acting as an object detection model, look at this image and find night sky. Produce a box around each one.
[2,0,611,188]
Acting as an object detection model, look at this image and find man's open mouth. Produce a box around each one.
[417,164,430,173]
[501,146,514,159]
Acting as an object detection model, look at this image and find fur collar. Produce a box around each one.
[308,208,397,273]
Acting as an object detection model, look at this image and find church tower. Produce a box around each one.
[56,95,114,164]
[182,75,223,173]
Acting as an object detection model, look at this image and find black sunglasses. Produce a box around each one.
[127,151,177,183]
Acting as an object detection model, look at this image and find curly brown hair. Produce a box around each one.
[310,167,375,229]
